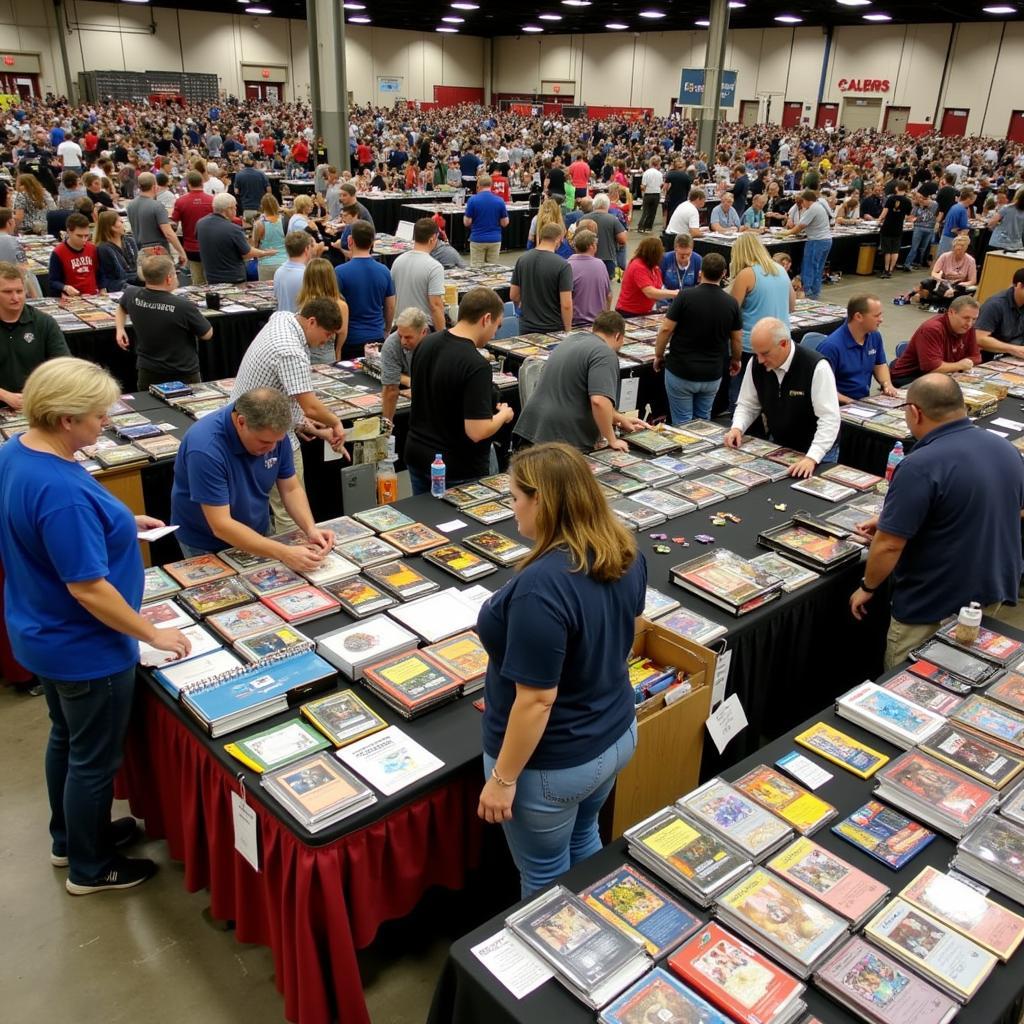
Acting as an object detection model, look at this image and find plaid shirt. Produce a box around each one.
[231,311,312,448]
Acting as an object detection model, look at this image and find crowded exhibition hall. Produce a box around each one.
[6,0,1024,1022]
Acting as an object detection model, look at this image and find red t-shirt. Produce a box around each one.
[53,242,100,295]
[83,132,98,151]
[568,160,591,189]
[491,174,511,202]
[291,140,309,163]
[172,190,215,255]
[261,137,276,157]
[616,260,663,315]
[356,144,373,166]
[890,313,981,378]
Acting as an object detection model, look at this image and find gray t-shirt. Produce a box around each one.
[128,194,170,250]
[379,331,411,387]
[510,248,573,333]
[513,332,619,449]
[391,250,444,322]
[0,233,24,264]
[591,210,625,262]
[798,201,832,241]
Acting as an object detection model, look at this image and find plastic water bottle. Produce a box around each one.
[885,441,905,484]
[430,453,446,498]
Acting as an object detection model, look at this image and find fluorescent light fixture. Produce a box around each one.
[437,25,458,31]
[342,2,365,8]
[522,24,544,31]
[638,9,667,17]
[982,4,1016,11]
[863,11,891,18]
[538,12,563,19]
[442,14,464,21]
[775,13,802,21]
[245,5,271,11]
[695,18,710,25]
[122,0,150,4]
[837,0,871,5]
[729,1,746,6]
[561,1,592,6]
[450,2,479,8]
[606,21,628,29]
[348,14,371,21]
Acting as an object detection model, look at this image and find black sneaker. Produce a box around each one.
[52,816,141,867]
[66,857,157,895]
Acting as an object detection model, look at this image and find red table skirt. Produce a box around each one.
[118,685,484,1024]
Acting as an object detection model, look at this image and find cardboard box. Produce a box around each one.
[605,619,716,839]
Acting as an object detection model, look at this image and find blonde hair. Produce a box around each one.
[730,232,780,278]
[260,193,280,216]
[293,194,314,215]
[23,357,120,431]
[536,199,564,240]
[16,174,46,208]
[511,443,636,583]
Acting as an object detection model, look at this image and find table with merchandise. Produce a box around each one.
[399,201,534,252]
[429,614,1024,1024]
[360,188,531,235]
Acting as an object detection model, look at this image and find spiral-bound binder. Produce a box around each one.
[165,640,316,694]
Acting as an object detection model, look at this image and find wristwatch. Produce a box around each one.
[859,578,878,594]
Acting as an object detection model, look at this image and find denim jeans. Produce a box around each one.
[906,226,933,267]
[820,442,839,465]
[41,667,137,883]
[727,352,753,414]
[484,719,638,898]
[800,238,832,299]
[178,540,208,558]
[936,234,955,257]
[409,446,499,496]
[664,370,720,424]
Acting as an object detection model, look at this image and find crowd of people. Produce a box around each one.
[3,92,1024,898]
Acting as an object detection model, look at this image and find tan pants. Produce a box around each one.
[188,259,206,286]
[884,601,1003,669]
[258,262,279,281]
[470,241,501,267]
[269,443,304,533]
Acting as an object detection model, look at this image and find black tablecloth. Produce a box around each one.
[429,623,1024,1024]
[400,205,533,253]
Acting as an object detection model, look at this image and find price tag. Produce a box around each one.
[231,782,260,872]
[705,692,748,754]
[776,750,833,790]
[323,440,346,463]
[618,377,640,415]
[711,648,732,709]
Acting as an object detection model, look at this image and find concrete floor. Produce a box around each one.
[2,232,1021,1024]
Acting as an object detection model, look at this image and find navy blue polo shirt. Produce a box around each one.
[170,402,295,552]
[818,323,887,400]
[879,418,1024,623]
[464,190,508,244]
[477,547,647,770]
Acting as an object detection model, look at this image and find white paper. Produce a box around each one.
[470,929,553,1000]
[323,441,346,463]
[842,406,878,419]
[437,518,468,532]
[137,524,180,542]
[231,790,260,872]
[711,648,732,708]
[618,376,640,415]
[337,725,444,795]
[948,869,989,895]
[987,429,1010,437]
[991,417,1024,431]
[157,422,179,431]
[705,692,748,754]
[138,623,222,668]
[776,750,833,790]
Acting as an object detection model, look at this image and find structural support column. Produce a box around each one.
[307,0,349,172]
[483,38,493,106]
[52,0,76,104]
[697,0,730,159]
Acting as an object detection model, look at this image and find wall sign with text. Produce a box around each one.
[678,68,738,108]
[837,78,890,92]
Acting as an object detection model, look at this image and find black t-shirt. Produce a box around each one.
[918,180,939,198]
[881,193,912,237]
[405,330,495,479]
[119,286,212,377]
[935,185,958,215]
[546,166,566,196]
[664,284,742,381]
[860,195,883,219]
[664,169,692,203]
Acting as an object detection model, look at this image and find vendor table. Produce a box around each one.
[361,190,530,236]
[428,627,1024,1024]
[400,202,533,253]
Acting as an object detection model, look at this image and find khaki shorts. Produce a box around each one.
[269,442,304,533]
[885,601,1003,669]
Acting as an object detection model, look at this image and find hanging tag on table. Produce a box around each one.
[231,775,260,872]
[711,648,732,709]
[618,376,640,415]
[705,693,748,755]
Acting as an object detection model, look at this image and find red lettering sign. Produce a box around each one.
[552,83,561,94]
[837,77,890,93]
[3,55,14,66]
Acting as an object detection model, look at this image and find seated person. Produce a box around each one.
[659,233,702,292]
[48,214,104,297]
[709,192,741,233]
[900,234,976,307]
[819,294,899,404]
[888,295,981,387]
[974,267,1024,357]
[773,252,803,298]
[741,193,767,232]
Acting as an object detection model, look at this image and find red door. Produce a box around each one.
[940,108,969,136]
[781,101,803,128]
[245,83,260,101]
[816,103,839,129]
[1008,111,1024,144]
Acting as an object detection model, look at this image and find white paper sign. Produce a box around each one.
[992,417,1024,431]
[137,524,180,542]
[470,929,553,999]
[776,750,833,790]
[987,429,1010,437]
[705,693,748,754]
[323,441,347,463]
[711,648,732,709]
[618,376,640,414]
[437,518,468,533]
[231,790,260,872]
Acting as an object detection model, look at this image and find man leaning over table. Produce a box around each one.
[850,374,1024,669]
[724,316,841,479]
[818,295,899,405]
[974,268,1024,357]
[380,306,430,425]
[170,388,334,571]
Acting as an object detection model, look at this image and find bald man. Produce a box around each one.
[850,373,1024,667]
[724,316,841,478]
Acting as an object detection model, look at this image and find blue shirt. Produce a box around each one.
[942,202,969,239]
[659,250,702,291]
[335,258,395,344]
[0,439,143,680]
[459,153,482,180]
[879,418,1024,623]
[170,402,295,552]
[273,260,307,313]
[818,323,887,400]
[710,205,741,230]
[464,190,508,244]
[478,548,647,770]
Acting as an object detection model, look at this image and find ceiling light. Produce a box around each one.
[561,1,592,6]
[638,9,667,16]
[982,4,1016,11]
[522,24,544,31]
[729,1,746,6]
[347,14,370,21]
[342,2,365,8]
[442,14,464,21]
[122,0,150,4]
[245,5,271,11]
[863,12,891,19]
[695,18,710,25]
[538,12,563,19]
[775,13,802,21]
[436,25,458,31]
[837,0,871,5]
[450,2,479,8]
[606,21,628,29]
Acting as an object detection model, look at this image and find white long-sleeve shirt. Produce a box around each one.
[731,344,841,464]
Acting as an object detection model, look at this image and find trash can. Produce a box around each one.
[856,244,878,275]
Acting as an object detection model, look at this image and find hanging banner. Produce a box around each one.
[678,68,737,108]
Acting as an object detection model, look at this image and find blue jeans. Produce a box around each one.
[906,226,933,267]
[41,667,137,883]
[727,352,753,414]
[664,370,720,424]
[800,239,832,299]
[178,540,208,558]
[409,446,499,496]
[484,719,638,898]
[820,442,839,465]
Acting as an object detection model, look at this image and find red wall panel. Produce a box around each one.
[433,86,484,107]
